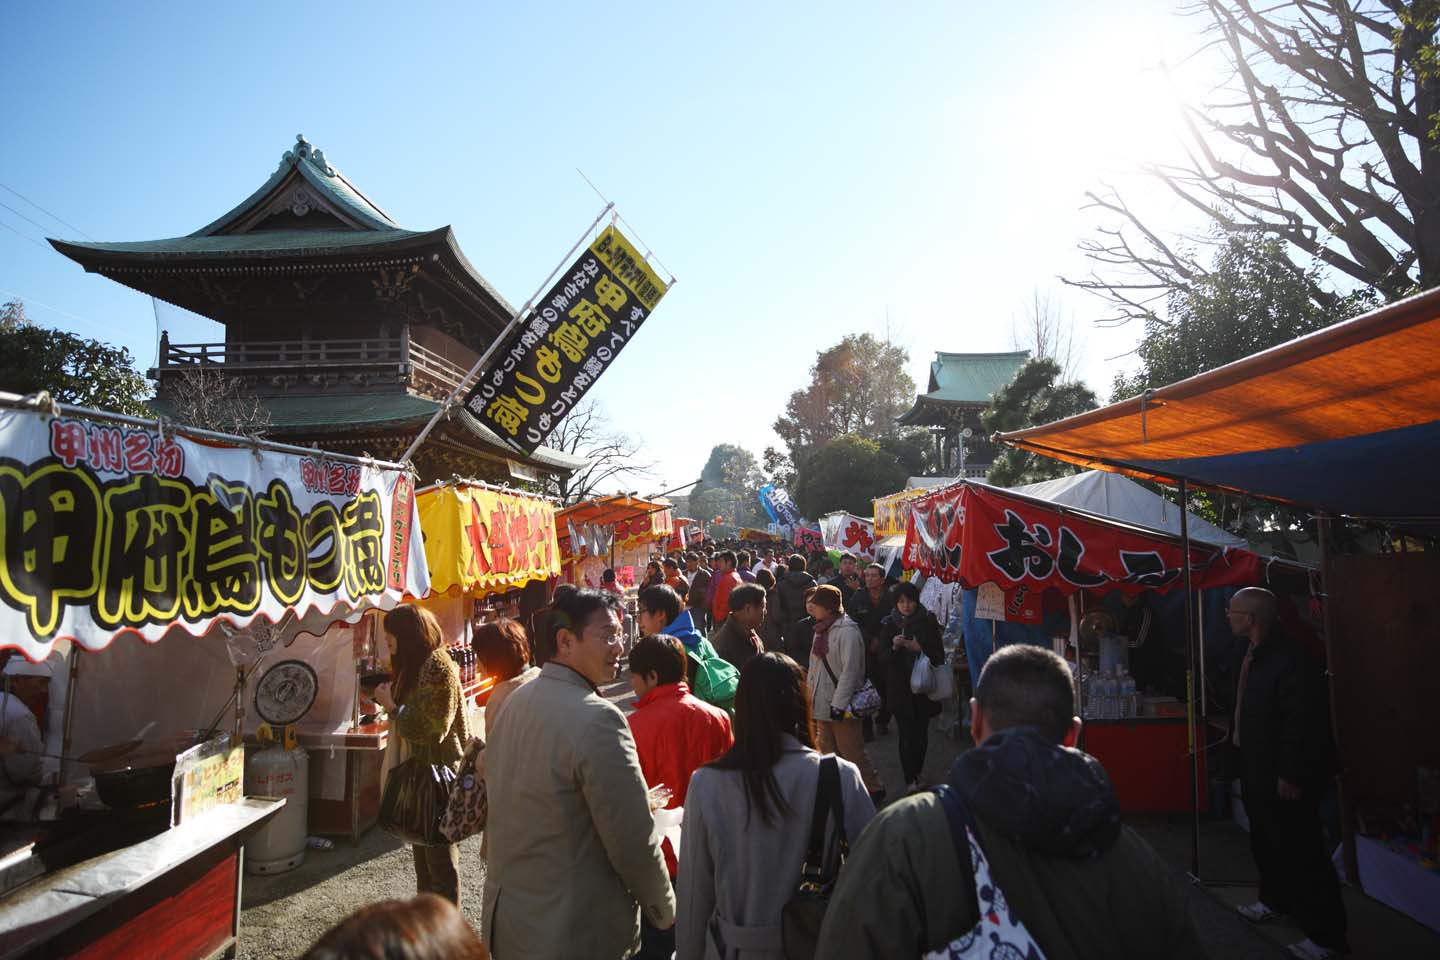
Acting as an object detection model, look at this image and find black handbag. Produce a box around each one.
[780,756,848,960]
[378,756,457,846]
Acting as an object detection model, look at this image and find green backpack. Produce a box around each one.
[686,638,739,715]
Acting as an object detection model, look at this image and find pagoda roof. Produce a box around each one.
[896,350,1030,426]
[48,135,517,340]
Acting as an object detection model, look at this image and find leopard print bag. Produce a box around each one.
[438,736,487,843]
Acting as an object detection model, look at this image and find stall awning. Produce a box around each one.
[0,396,428,662]
[997,287,1440,525]
[557,495,672,560]
[416,483,560,596]
[904,480,1266,595]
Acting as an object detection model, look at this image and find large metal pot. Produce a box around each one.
[81,739,190,810]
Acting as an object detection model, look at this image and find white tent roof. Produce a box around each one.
[1008,470,1246,549]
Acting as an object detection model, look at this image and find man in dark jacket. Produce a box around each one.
[683,553,712,631]
[816,643,1205,959]
[710,583,766,672]
[773,554,817,628]
[1227,588,1346,959]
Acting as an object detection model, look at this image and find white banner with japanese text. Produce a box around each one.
[0,405,428,662]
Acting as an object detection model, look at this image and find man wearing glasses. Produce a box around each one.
[1227,587,1347,960]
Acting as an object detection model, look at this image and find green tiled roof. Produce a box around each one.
[925,351,1030,403]
[52,228,439,261]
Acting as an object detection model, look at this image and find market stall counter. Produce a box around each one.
[0,797,283,960]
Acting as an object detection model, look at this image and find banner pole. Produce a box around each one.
[398,201,615,467]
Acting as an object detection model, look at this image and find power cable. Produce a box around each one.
[0,200,60,239]
[0,217,49,251]
[0,182,95,240]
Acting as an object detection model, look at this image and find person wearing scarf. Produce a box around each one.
[805,584,884,801]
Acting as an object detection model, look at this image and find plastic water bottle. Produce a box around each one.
[1118,670,1135,719]
[1094,670,1110,719]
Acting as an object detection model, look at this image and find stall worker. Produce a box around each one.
[0,650,45,819]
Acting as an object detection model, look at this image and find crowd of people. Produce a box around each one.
[288,544,1343,960]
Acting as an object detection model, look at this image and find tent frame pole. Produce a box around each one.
[1179,479,1201,880]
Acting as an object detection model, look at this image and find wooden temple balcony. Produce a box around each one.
[151,332,473,398]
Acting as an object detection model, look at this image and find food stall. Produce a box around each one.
[995,286,1440,917]
[0,392,427,959]
[904,478,1298,818]
[819,511,877,563]
[873,487,933,575]
[557,494,673,588]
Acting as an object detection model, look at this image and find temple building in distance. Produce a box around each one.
[50,134,585,485]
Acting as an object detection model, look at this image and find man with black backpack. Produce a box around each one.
[638,584,738,715]
[816,644,1205,959]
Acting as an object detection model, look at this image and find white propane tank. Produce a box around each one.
[244,743,309,874]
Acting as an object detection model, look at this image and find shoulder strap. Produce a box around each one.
[799,757,845,886]
[934,784,978,904]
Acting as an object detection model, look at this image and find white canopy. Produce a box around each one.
[1009,470,1246,549]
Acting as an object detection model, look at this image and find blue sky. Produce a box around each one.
[1,1,1212,492]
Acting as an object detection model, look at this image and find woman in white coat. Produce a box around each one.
[805,585,883,799]
[677,653,874,960]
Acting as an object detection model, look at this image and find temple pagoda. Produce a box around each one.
[896,350,1029,476]
[49,134,585,483]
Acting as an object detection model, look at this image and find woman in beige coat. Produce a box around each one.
[805,585,883,799]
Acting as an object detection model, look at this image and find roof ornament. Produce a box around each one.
[282,134,336,177]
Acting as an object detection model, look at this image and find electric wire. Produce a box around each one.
[0,182,95,240]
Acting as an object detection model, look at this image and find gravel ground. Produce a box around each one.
[236,687,1286,959]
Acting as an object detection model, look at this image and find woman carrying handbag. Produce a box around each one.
[372,605,470,906]
[876,581,946,794]
[804,586,884,803]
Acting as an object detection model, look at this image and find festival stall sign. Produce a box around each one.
[616,507,672,549]
[0,402,429,663]
[416,483,560,596]
[903,481,1263,596]
[465,224,670,456]
[820,511,877,562]
[556,494,669,563]
[873,487,931,539]
[793,525,824,553]
[738,527,785,544]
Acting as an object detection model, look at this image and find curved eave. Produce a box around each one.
[49,227,449,267]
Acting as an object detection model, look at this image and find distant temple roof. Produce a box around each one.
[896,350,1030,426]
[49,134,516,346]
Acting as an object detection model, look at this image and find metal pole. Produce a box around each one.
[1179,479,1201,880]
[398,201,614,466]
[1316,514,1358,883]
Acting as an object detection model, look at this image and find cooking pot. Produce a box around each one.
[82,737,194,810]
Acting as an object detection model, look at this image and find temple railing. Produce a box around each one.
[155,334,473,393]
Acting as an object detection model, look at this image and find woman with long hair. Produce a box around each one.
[677,653,875,959]
[372,605,469,905]
[876,580,945,793]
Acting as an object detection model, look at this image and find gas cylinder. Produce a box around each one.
[244,742,309,874]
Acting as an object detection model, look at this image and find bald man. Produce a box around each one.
[1227,587,1347,960]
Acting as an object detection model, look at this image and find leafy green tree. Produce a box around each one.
[980,358,1097,487]
[875,428,939,479]
[792,434,908,519]
[773,333,916,459]
[692,443,766,527]
[0,300,152,416]
[1111,234,1373,401]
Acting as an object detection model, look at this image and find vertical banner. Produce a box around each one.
[465,224,669,455]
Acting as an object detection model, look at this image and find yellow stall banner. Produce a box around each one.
[873,488,932,539]
[417,485,560,596]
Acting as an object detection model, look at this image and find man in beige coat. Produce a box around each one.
[482,590,676,959]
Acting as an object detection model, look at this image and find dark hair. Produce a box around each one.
[892,581,920,604]
[839,553,857,565]
[738,550,752,566]
[707,653,815,826]
[663,557,680,570]
[817,558,835,575]
[755,568,776,590]
[302,894,487,960]
[629,635,688,685]
[552,588,622,646]
[864,563,886,577]
[647,560,663,574]
[809,584,843,616]
[638,583,683,624]
[471,618,530,681]
[719,550,737,568]
[729,582,766,613]
[382,606,445,705]
[787,554,806,572]
[975,644,1076,744]
[602,568,617,583]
